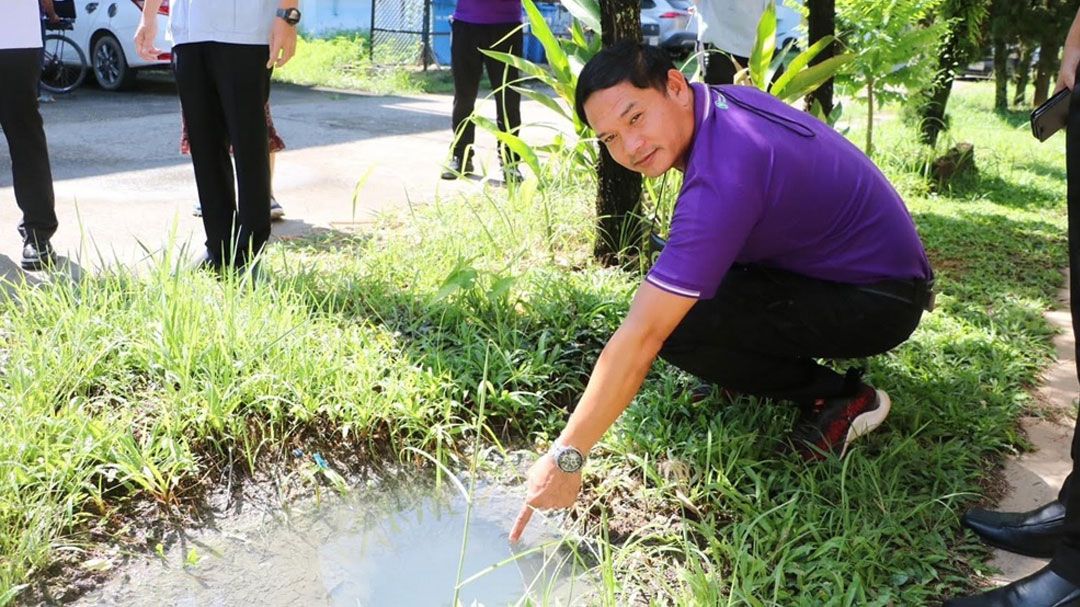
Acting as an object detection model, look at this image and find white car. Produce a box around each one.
[641,0,693,56]
[641,15,661,47]
[67,0,171,91]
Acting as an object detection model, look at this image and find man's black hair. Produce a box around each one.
[575,41,676,129]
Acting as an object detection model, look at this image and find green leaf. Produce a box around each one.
[560,0,601,34]
[773,54,854,102]
[473,115,543,177]
[570,18,589,48]
[523,0,570,81]
[749,2,777,89]
[432,258,480,303]
[769,35,835,98]
[514,86,571,121]
[479,49,552,85]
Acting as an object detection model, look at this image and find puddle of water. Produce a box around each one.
[77,483,594,607]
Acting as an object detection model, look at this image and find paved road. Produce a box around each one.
[0,76,562,278]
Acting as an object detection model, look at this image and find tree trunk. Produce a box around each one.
[993,30,1008,111]
[594,0,644,266]
[919,29,958,145]
[804,0,836,116]
[1033,39,1061,107]
[1013,43,1035,107]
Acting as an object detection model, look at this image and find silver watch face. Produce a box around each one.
[556,448,584,472]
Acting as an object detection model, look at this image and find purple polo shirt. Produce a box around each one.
[453,0,522,24]
[647,84,931,300]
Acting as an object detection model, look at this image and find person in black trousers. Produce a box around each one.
[0,3,60,271]
[945,9,1080,607]
[135,0,299,272]
[441,0,523,183]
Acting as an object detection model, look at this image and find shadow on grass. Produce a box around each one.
[937,171,1064,211]
[914,210,1066,307]
[992,106,1035,129]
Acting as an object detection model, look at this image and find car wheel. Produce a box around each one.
[92,34,136,91]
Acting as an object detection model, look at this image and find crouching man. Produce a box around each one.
[509,42,934,541]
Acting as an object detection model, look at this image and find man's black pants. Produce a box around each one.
[173,42,271,269]
[0,48,58,247]
[658,265,928,405]
[700,44,747,86]
[449,19,522,167]
[1053,70,1080,585]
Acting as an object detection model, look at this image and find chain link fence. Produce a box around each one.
[369,0,453,69]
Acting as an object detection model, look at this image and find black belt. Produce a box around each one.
[856,278,936,312]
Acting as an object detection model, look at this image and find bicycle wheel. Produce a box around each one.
[40,34,88,94]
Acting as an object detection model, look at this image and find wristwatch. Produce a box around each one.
[276,7,301,26]
[547,441,586,473]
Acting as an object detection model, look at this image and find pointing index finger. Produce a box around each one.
[509,504,533,543]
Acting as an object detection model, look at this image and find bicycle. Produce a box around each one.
[40,17,87,95]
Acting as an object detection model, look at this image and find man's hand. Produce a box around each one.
[508,454,582,543]
[1057,45,1080,94]
[40,0,60,23]
[134,19,162,61]
[268,18,298,68]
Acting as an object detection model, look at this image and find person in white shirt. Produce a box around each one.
[0,0,61,270]
[135,0,299,272]
[692,0,770,85]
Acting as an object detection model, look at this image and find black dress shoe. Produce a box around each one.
[963,501,1066,558]
[944,566,1080,606]
[21,239,55,271]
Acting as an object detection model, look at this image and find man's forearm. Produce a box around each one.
[140,0,163,21]
[557,324,664,454]
[1067,7,1080,51]
[278,0,298,8]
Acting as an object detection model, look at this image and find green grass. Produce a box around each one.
[0,81,1071,605]
[272,31,456,95]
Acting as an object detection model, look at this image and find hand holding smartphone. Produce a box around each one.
[1031,88,1071,142]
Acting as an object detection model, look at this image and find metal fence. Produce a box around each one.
[369,0,451,69]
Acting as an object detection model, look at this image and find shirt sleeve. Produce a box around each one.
[646,171,764,300]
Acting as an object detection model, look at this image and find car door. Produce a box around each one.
[67,0,107,59]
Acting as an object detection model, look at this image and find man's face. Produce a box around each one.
[583,71,694,178]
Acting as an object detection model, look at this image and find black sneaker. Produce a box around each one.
[189,249,219,273]
[789,382,891,461]
[270,197,285,221]
[21,239,55,271]
[440,157,474,180]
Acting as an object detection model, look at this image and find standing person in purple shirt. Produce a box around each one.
[509,42,934,541]
[440,0,523,183]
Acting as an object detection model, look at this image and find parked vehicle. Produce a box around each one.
[642,15,661,48]
[641,0,693,56]
[67,0,171,91]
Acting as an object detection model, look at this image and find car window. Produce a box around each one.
[641,0,657,8]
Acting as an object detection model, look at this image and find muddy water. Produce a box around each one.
[76,484,593,606]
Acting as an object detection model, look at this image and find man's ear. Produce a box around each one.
[667,68,690,103]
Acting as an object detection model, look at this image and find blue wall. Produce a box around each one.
[298,0,374,36]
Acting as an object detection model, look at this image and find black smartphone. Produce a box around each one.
[1031,87,1071,142]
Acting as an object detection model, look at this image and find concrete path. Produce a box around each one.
[989,278,1077,583]
[0,78,563,278]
